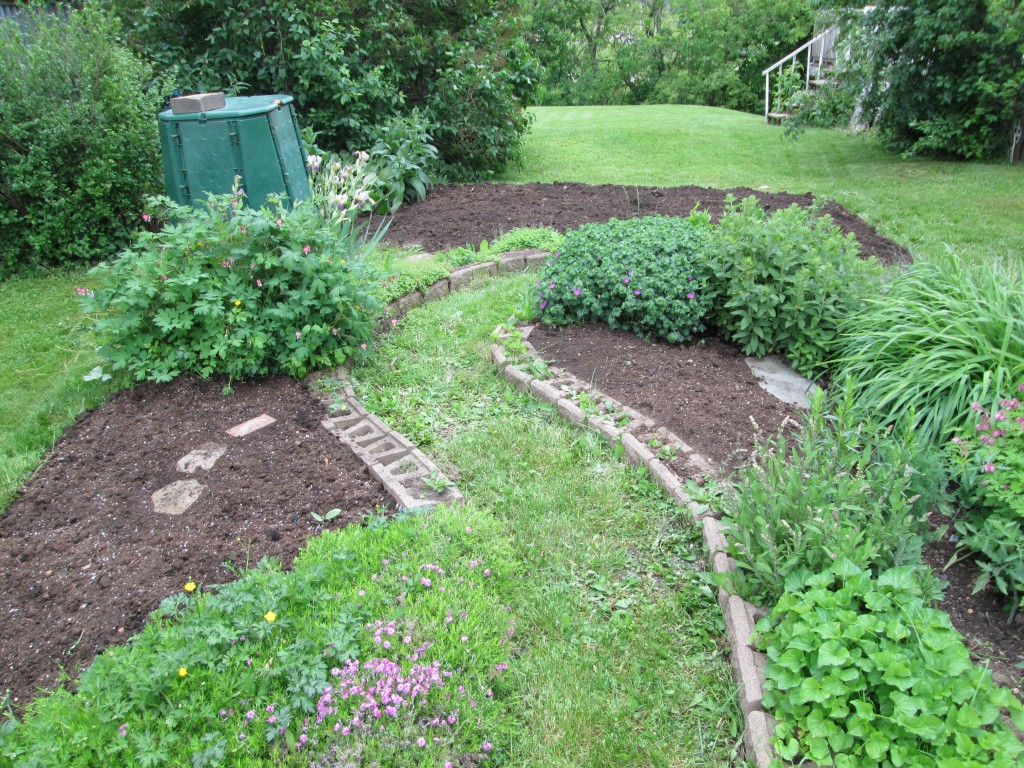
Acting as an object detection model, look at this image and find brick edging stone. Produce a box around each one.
[488,322,779,768]
[315,246,779,767]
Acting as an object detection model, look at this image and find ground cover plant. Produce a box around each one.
[0,3,167,275]
[536,215,715,342]
[757,559,1024,768]
[0,505,519,766]
[835,252,1024,447]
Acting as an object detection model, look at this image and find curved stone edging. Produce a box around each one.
[312,247,779,766]
[489,323,778,768]
[312,249,550,513]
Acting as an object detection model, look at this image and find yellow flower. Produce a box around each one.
[183,581,197,593]
[233,300,241,307]
[178,667,188,677]
[264,610,277,623]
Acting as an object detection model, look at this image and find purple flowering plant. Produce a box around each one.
[535,215,715,343]
[948,384,1024,610]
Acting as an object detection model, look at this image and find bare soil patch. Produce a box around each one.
[385,182,911,266]
[0,376,391,707]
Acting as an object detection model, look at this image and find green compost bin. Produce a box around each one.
[157,94,310,210]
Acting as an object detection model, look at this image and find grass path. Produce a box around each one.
[350,273,743,766]
[498,105,1023,265]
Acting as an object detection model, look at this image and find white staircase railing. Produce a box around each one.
[762,26,839,122]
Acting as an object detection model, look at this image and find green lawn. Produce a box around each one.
[498,105,1023,265]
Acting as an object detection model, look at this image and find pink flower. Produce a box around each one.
[256,279,262,287]
[303,245,311,255]
[276,219,283,227]
[417,737,427,748]
[623,277,630,284]
[118,723,127,737]
[686,292,696,299]
[239,226,247,234]
[141,213,151,222]
[295,331,302,339]
[983,462,997,473]
[360,343,367,350]
[573,288,582,296]
[634,289,642,296]
[951,437,962,444]
[390,318,398,326]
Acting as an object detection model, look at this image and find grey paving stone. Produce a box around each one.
[504,366,533,393]
[175,442,227,474]
[531,379,561,405]
[621,432,656,467]
[702,517,729,557]
[152,480,205,516]
[744,711,775,768]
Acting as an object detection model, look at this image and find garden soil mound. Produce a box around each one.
[0,376,391,707]
[5,181,1019,714]
[384,182,912,266]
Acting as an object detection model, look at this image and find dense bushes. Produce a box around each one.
[0,3,166,275]
[536,216,715,343]
[535,199,881,374]
[706,197,880,378]
[112,0,539,180]
[82,161,384,382]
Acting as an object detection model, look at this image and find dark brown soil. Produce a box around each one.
[0,376,392,707]
[385,182,912,266]
[531,324,798,473]
[923,523,1024,693]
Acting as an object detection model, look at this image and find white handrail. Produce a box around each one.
[762,27,836,76]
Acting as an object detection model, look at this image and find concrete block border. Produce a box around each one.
[488,321,781,768]
[314,249,551,513]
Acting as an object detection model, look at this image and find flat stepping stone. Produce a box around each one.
[175,442,227,474]
[152,479,205,516]
[744,355,819,409]
[226,414,276,437]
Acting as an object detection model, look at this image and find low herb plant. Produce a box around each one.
[720,381,946,607]
[948,383,1024,616]
[491,227,565,254]
[0,505,517,767]
[757,559,1024,768]
[82,168,385,382]
[537,215,714,343]
[706,195,881,378]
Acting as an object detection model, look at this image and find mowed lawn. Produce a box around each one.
[498,105,1023,266]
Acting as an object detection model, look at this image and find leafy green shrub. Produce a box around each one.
[705,196,881,378]
[492,227,565,254]
[365,110,439,213]
[537,216,714,342]
[82,177,384,382]
[757,559,1024,768]
[948,385,1024,614]
[112,0,539,180]
[0,3,167,275]
[721,381,944,607]
[835,252,1024,447]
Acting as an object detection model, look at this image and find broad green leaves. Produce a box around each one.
[759,561,1024,767]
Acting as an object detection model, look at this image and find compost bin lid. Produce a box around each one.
[158,94,295,122]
